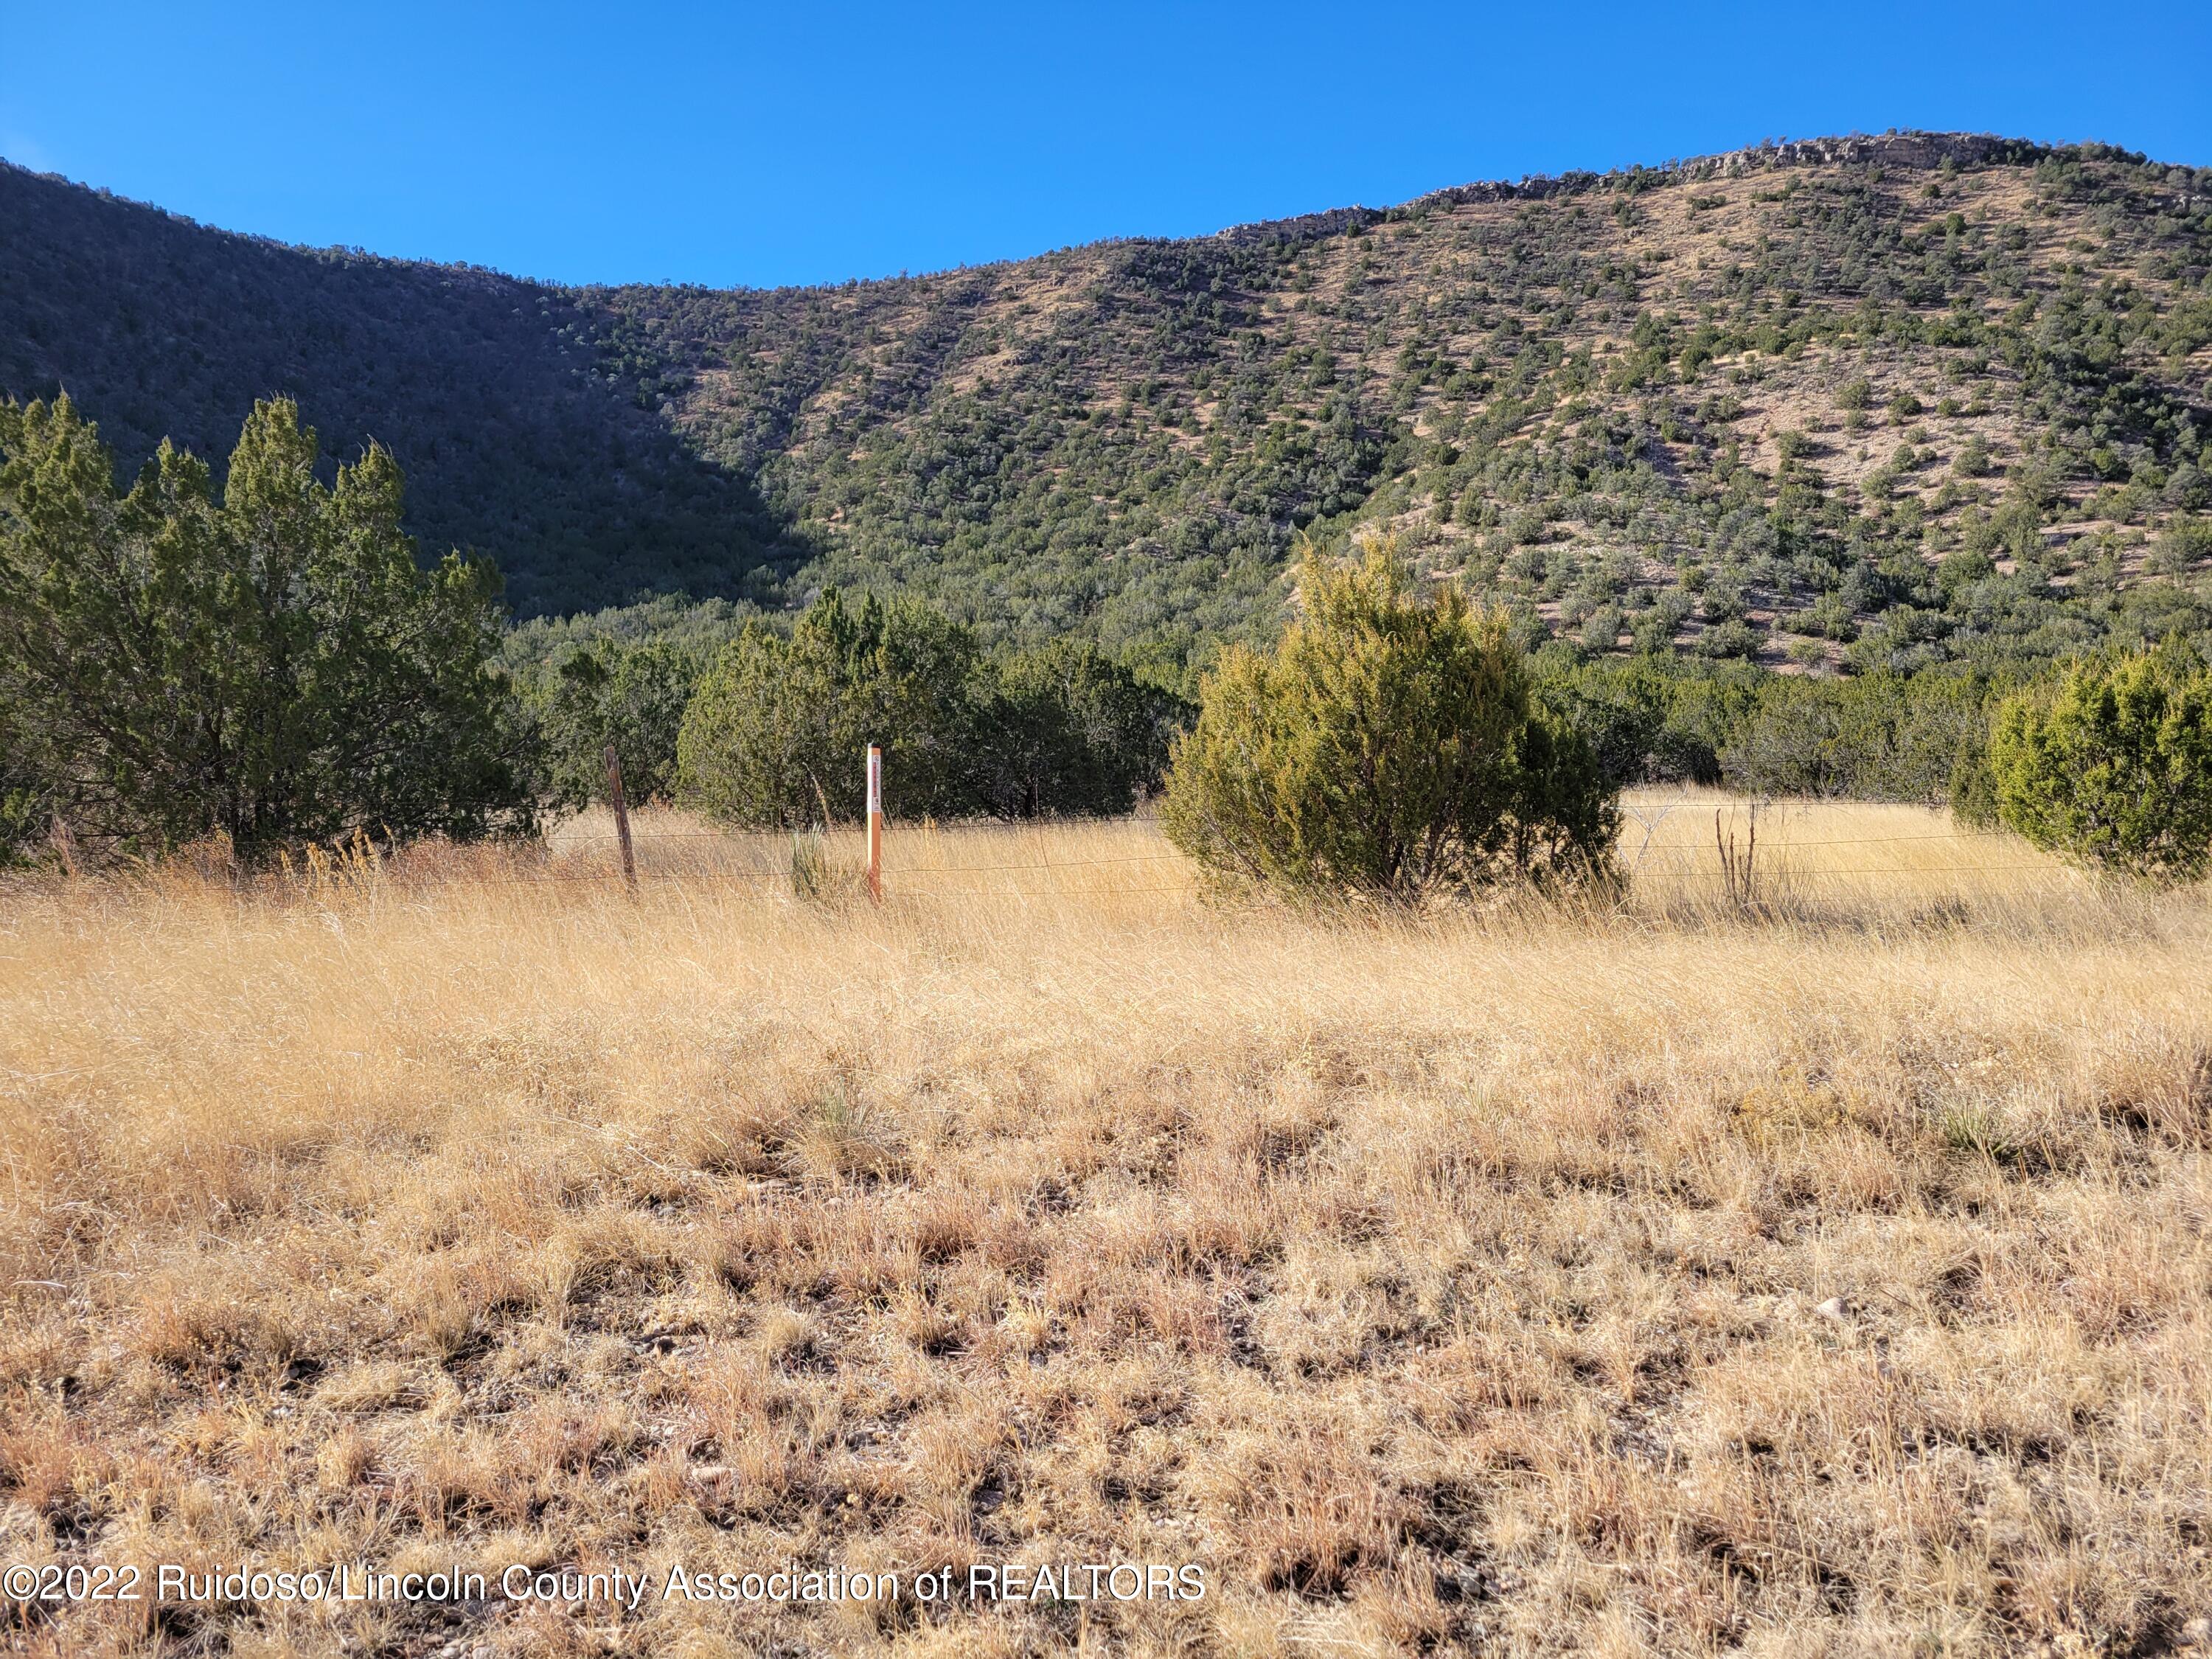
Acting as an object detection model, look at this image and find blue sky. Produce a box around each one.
[2,1,2205,290]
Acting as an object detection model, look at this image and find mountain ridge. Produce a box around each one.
[3,131,2071,282]
[1210,132,2062,246]
[4,131,2208,675]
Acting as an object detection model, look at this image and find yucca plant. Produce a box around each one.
[788,829,836,903]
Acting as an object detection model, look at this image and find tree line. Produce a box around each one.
[0,397,1182,867]
[5,398,2206,887]
[0,395,533,863]
[529,588,1181,827]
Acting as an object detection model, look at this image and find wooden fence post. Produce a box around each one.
[49,813,78,879]
[865,744,883,904]
[605,745,638,894]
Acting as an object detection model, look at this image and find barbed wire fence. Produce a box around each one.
[484,841,2064,899]
[289,754,2070,901]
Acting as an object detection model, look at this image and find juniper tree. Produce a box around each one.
[0,394,533,861]
[1988,645,2212,882]
[1159,538,1618,900]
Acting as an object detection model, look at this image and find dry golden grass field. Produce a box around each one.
[2,799,2210,1658]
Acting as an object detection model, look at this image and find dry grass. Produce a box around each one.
[3,803,2210,1657]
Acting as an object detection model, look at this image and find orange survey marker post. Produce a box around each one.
[865,743,883,903]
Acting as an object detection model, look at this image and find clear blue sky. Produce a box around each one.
[2,1,2205,291]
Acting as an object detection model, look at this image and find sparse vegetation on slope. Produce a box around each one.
[5,135,2208,671]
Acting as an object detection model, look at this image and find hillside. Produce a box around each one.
[5,133,2211,669]
[0,168,801,611]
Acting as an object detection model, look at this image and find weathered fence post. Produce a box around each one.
[605,745,638,895]
[866,743,883,904]
[49,813,78,879]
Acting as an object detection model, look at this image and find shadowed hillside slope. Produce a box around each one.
[0,165,801,612]
[4,134,2209,663]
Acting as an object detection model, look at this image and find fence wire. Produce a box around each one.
[386,852,2072,896]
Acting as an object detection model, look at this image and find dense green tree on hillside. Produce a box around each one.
[675,589,981,827]
[1987,645,2212,881]
[967,641,1185,819]
[675,589,1185,828]
[1531,657,1736,787]
[0,690,44,861]
[1160,540,1618,900]
[0,394,533,862]
[1719,672,1997,801]
[527,639,707,810]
